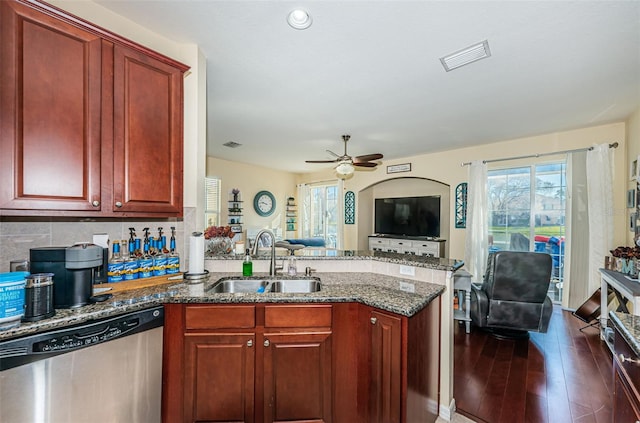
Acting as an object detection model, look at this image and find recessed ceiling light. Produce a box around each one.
[440,40,491,72]
[287,9,312,30]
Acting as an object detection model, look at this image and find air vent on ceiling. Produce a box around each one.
[440,40,491,72]
[223,141,242,148]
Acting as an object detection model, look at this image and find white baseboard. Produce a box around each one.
[439,398,456,421]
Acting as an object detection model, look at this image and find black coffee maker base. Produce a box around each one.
[22,310,56,322]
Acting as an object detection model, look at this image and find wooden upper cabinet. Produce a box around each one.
[0,0,103,211]
[0,0,188,217]
[112,45,183,215]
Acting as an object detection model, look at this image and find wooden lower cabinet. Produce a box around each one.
[263,331,332,422]
[612,324,640,423]
[183,333,255,422]
[613,369,640,423]
[163,300,440,423]
[163,303,333,423]
[370,310,402,423]
[359,301,441,423]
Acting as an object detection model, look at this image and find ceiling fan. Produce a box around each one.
[305,135,383,176]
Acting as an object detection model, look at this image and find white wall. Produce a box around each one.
[206,157,298,238]
[626,107,640,245]
[298,122,628,260]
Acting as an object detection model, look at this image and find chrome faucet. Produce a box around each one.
[251,229,281,276]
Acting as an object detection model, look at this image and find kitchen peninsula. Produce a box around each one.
[1,251,462,422]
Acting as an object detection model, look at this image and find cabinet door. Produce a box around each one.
[370,310,402,423]
[112,44,183,215]
[613,362,640,423]
[263,331,332,423]
[0,0,103,212]
[183,333,255,423]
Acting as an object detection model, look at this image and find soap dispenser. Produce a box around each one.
[242,249,253,276]
[287,251,297,276]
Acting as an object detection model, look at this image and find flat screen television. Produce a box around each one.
[374,196,440,238]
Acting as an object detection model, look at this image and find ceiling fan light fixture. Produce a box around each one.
[287,9,312,30]
[335,161,354,176]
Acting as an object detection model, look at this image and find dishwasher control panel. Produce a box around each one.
[0,306,164,371]
[33,318,140,352]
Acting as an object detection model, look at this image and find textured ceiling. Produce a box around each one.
[94,0,640,173]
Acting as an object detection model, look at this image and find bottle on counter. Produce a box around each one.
[122,239,138,280]
[167,226,180,274]
[107,241,124,283]
[242,249,253,276]
[134,238,142,258]
[138,228,154,279]
[153,230,167,277]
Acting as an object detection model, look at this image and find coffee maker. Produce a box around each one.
[30,244,104,308]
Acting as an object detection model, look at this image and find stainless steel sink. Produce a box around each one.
[208,277,321,294]
[208,279,267,293]
[269,279,322,293]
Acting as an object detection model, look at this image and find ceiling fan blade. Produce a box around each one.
[305,159,339,163]
[353,162,377,168]
[354,153,383,162]
[326,149,340,158]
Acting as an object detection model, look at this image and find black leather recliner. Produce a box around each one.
[469,251,553,339]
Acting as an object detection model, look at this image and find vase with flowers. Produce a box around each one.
[204,225,235,255]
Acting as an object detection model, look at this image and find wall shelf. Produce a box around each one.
[286,197,297,232]
[228,197,243,226]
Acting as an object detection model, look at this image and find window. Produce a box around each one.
[205,177,221,227]
[488,162,566,302]
[301,183,338,248]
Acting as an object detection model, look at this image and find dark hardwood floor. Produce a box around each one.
[453,306,613,423]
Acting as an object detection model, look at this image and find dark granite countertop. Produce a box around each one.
[0,271,446,342]
[610,312,640,356]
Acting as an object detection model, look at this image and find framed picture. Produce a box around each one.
[631,212,638,232]
[628,189,636,208]
[387,163,411,174]
[631,157,640,181]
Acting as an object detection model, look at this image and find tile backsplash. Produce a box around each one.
[0,207,197,273]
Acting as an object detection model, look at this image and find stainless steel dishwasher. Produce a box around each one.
[0,306,164,422]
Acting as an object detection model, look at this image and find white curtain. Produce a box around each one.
[464,161,489,281]
[336,179,345,250]
[564,151,590,309]
[586,144,615,294]
[297,184,309,238]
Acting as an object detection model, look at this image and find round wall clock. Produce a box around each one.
[253,190,276,217]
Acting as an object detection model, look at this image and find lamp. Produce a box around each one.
[287,9,312,30]
[336,161,354,177]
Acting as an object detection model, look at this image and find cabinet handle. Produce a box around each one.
[115,201,123,208]
[619,353,640,365]
[370,317,377,325]
[247,340,253,347]
[92,200,100,207]
[264,339,270,347]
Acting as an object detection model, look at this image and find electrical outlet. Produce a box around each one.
[399,281,415,293]
[399,265,415,276]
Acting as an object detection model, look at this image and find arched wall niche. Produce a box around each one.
[355,176,450,257]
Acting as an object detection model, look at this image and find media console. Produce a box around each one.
[368,235,446,258]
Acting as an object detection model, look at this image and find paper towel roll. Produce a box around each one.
[189,232,205,274]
